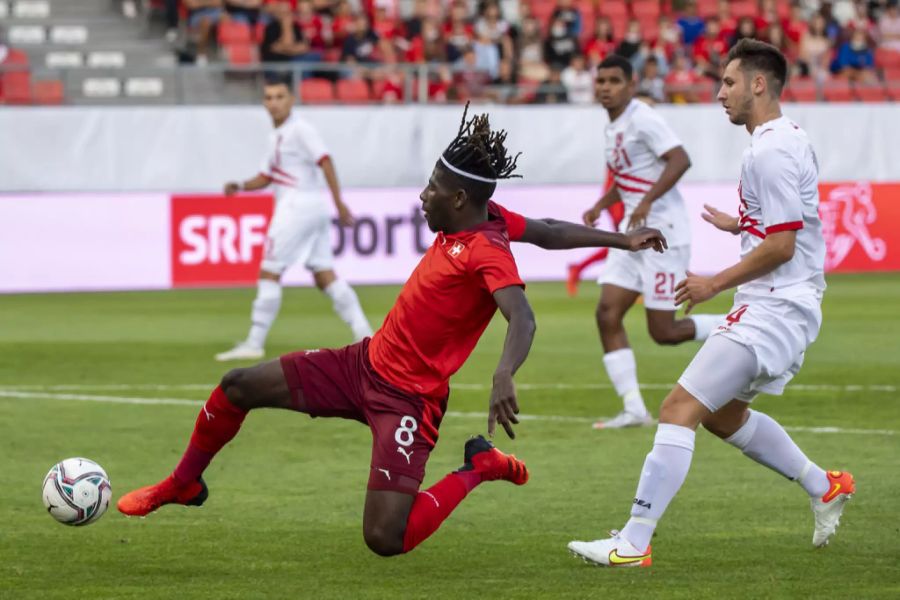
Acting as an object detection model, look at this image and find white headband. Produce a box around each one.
[439,154,497,184]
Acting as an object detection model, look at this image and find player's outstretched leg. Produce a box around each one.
[703,402,855,547]
[117,360,292,516]
[363,435,528,556]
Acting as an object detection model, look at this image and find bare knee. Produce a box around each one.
[648,323,682,346]
[595,300,624,332]
[363,524,405,557]
[701,404,749,439]
[220,368,254,410]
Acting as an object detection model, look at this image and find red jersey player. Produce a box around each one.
[118,106,667,556]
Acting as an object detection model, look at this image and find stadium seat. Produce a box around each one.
[575,0,594,23]
[697,0,717,18]
[32,79,64,104]
[822,80,855,102]
[887,81,900,101]
[785,78,817,102]
[13,0,49,18]
[599,0,627,18]
[126,77,164,97]
[874,47,900,69]
[9,25,46,45]
[51,25,88,44]
[730,1,758,19]
[632,0,661,19]
[1,71,33,104]
[883,66,900,81]
[224,43,257,66]
[638,17,659,41]
[855,83,888,103]
[531,1,556,32]
[218,21,252,45]
[4,47,30,66]
[336,78,372,103]
[82,77,121,98]
[298,78,335,103]
[88,51,126,68]
[609,15,628,40]
[45,51,83,68]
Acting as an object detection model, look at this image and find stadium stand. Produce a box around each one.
[1,0,899,105]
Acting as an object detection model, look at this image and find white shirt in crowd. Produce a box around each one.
[737,116,826,300]
[561,66,595,104]
[604,99,691,246]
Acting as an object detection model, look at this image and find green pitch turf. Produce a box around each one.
[1,274,898,599]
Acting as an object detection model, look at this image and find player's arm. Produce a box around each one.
[519,218,667,253]
[701,204,740,234]
[675,231,796,313]
[582,186,622,226]
[224,173,271,195]
[628,145,691,230]
[489,285,536,440]
[318,156,354,226]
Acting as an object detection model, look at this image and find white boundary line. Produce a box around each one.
[0,382,897,393]
[0,389,895,436]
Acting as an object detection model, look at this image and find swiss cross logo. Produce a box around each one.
[819,183,886,270]
[170,195,274,287]
[448,241,465,258]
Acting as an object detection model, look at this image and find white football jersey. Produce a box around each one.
[605,99,691,246]
[737,116,826,300]
[259,112,330,203]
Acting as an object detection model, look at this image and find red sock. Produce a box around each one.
[172,386,247,484]
[402,470,482,553]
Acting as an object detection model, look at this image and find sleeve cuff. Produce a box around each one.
[765,221,803,234]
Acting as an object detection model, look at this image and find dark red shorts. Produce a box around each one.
[280,338,447,495]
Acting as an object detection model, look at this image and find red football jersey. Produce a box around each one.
[369,201,527,399]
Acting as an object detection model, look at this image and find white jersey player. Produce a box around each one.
[569,40,854,568]
[584,55,724,429]
[216,78,372,361]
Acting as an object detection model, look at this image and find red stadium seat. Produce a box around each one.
[599,0,627,18]
[32,79,64,105]
[855,83,888,103]
[336,78,372,103]
[784,77,817,102]
[298,78,335,103]
[887,81,900,101]
[531,1,556,32]
[224,43,257,66]
[730,1,758,19]
[575,0,594,23]
[822,80,855,102]
[883,66,900,81]
[609,15,628,40]
[696,0,717,18]
[1,71,32,104]
[874,47,900,69]
[638,16,659,41]
[217,21,252,45]
[4,48,30,66]
[254,21,267,43]
[632,0,661,19]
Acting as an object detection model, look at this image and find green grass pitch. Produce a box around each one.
[1,274,899,599]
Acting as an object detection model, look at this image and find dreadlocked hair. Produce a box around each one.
[441,102,522,183]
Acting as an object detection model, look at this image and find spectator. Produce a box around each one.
[716,0,737,40]
[756,0,780,35]
[767,23,791,58]
[225,0,263,25]
[185,0,229,64]
[637,55,666,103]
[584,17,617,67]
[454,46,491,100]
[407,17,447,62]
[517,17,550,81]
[561,54,593,104]
[847,0,877,38]
[260,2,322,68]
[331,0,354,48]
[832,0,858,26]
[677,0,706,45]
[693,16,728,78]
[616,19,643,60]
[798,13,833,78]
[632,39,670,77]
[730,16,758,47]
[473,32,501,78]
[489,58,518,103]
[534,67,568,103]
[783,3,810,49]
[296,0,326,50]
[832,28,877,79]
[341,12,380,64]
[551,0,582,38]
[880,0,900,51]
[475,1,514,60]
[164,0,180,42]
[403,0,431,39]
[544,16,579,69]
[665,53,700,102]
[445,2,474,62]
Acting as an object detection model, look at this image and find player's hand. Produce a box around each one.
[488,372,519,439]
[336,202,355,227]
[627,199,653,230]
[675,271,718,314]
[701,204,740,234]
[582,205,602,227]
[224,182,241,196]
[624,227,667,253]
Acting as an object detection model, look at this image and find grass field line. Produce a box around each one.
[0,382,897,393]
[1,389,895,437]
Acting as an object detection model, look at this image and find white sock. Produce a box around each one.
[725,409,830,498]
[620,424,695,552]
[246,279,282,349]
[689,314,725,340]
[324,279,372,341]
[603,348,647,416]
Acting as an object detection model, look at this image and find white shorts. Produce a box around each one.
[596,245,690,311]
[678,293,822,411]
[261,195,333,274]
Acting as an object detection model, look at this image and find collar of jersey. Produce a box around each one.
[751,115,787,139]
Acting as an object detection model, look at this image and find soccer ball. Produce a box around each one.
[42,458,112,526]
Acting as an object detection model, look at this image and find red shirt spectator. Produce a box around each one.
[716,0,737,40]
[693,17,728,66]
[782,4,808,46]
[295,0,326,49]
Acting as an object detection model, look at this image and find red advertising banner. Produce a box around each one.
[819,182,900,273]
[170,195,274,287]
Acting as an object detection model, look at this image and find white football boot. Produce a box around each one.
[568,531,652,567]
[592,410,655,430]
[811,470,856,547]
[214,342,264,362]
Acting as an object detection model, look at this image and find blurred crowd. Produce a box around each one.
[161,0,900,102]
